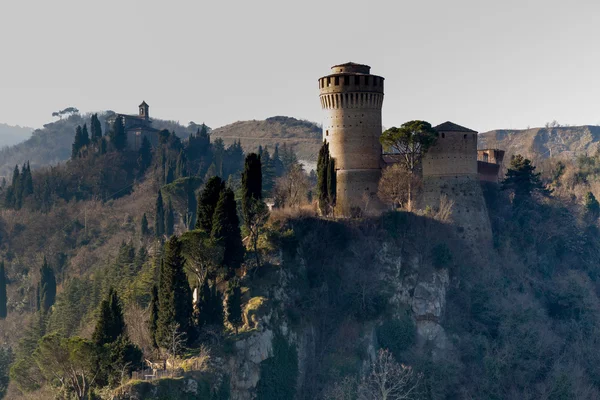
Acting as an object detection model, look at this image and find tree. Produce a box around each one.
[137,136,152,175]
[502,154,550,205]
[0,261,6,319]
[33,334,101,400]
[92,287,125,346]
[357,349,420,400]
[225,279,243,334]
[90,113,102,142]
[196,176,225,232]
[211,188,244,276]
[38,258,56,313]
[149,285,159,348]
[81,124,90,149]
[378,164,415,210]
[273,163,309,208]
[246,199,269,270]
[380,121,438,210]
[317,141,336,215]
[141,213,149,236]
[0,346,13,398]
[110,116,127,151]
[165,197,175,237]
[22,162,33,198]
[241,153,263,229]
[180,230,224,289]
[164,322,187,362]
[72,125,85,159]
[155,191,165,239]
[176,150,187,179]
[584,192,600,218]
[156,236,194,347]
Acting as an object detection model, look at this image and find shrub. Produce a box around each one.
[376,315,416,360]
[431,243,453,269]
[255,333,298,400]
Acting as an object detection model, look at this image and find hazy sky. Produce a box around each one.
[0,0,599,132]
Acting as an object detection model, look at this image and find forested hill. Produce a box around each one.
[0,124,33,149]
[0,113,205,178]
[211,116,322,162]
[479,125,600,163]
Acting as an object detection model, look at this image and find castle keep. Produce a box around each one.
[319,63,384,214]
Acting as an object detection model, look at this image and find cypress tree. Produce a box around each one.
[241,153,262,229]
[209,282,223,327]
[176,151,187,179]
[156,236,194,346]
[272,144,285,177]
[72,125,84,159]
[93,287,122,345]
[38,257,56,313]
[211,188,244,275]
[165,198,175,237]
[110,116,127,151]
[317,141,330,213]
[186,179,197,230]
[138,136,153,171]
[196,176,225,232]
[0,261,6,319]
[327,157,336,206]
[81,123,90,149]
[149,285,159,348]
[165,161,175,185]
[22,162,33,198]
[141,213,149,236]
[100,138,107,155]
[155,191,165,239]
[225,279,242,334]
[90,113,103,142]
[196,278,211,327]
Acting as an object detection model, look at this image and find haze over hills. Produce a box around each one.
[0,123,33,148]
[479,125,600,164]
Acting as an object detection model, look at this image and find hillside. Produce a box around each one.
[211,116,322,162]
[479,125,600,164]
[0,124,33,148]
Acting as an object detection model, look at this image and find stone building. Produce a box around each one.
[318,62,385,214]
[105,101,160,151]
[477,149,505,183]
[421,122,493,247]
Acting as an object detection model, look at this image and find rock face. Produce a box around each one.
[229,328,274,399]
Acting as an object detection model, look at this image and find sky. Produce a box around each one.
[0,0,599,133]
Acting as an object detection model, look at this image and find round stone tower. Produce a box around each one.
[318,62,384,214]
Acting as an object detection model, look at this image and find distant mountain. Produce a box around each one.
[478,125,600,163]
[0,123,33,148]
[211,116,322,162]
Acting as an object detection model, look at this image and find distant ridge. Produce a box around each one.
[0,123,33,148]
[211,116,322,161]
[479,125,600,163]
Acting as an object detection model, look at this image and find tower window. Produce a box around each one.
[442,133,445,138]
[327,77,331,86]
[344,76,349,85]
[365,76,370,85]
[334,76,339,85]
[463,134,467,139]
[326,130,329,136]
[355,76,360,85]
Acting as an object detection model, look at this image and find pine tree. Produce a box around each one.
[22,162,33,198]
[138,136,152,175]
[0,261,7,319]
[90,113,103,142]
[92,287,125,346]
[141,213,149,236]
[196,176,225,232]
[156,236,194,347]
[38,258,56,313]
[226,279,242,334]
[134,246,147,272]
[149,285,159,348]
[165,198,175,237]
[241,153,263,229]
[155,191,165,239]
[272,144,285,177]
[211,188,244,275]
[502,154,550,205]
[110,116,127,151]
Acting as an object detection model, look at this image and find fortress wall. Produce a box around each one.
[336,169,383,215]
[423,131,478,177]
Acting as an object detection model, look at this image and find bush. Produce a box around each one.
[431,243,453,269]
[255,333,298,400]
[376,315,416,360]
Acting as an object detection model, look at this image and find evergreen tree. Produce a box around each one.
[186,179,197,230]
[38,258,56,313]
[92,287,125,346]
[280,143,298,173]
[272,144,285,177]
[0,261,6,319]
[100,138,107,155]
[196,278,211,327]
[137,136,152,175]
[156,236,194,346]
[81,124,90,149]
[261,147,275,196]
[110,116,127,151]
[176,150,187,179]
[22,162,33,198]
[141,213,149,236]
[241,153,263,229]
[72,125,84,159]
[134,247,147,272]
[225,279,242,334]
[209,282,223,327]
[149,285,159,348]
[90,113,103,142]
[155,191,165,239]
[327,156,336,206]
[317,141,330,213]
[165,198,175,237]
[211,188,244,275]
[196,176,225,232]
[165,160,175,184]
[502,154,550,205]
[584,191,600,218]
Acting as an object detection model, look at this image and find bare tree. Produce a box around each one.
[246,199,269,271]
[273,163,310,208]
[163,322,187,369]
[378,164,420,210]
[358,349,421,400]
[322,376,357,400]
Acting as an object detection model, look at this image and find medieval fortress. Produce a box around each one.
[319,62,503,244]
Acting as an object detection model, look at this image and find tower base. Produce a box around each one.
[335,169,385,217]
